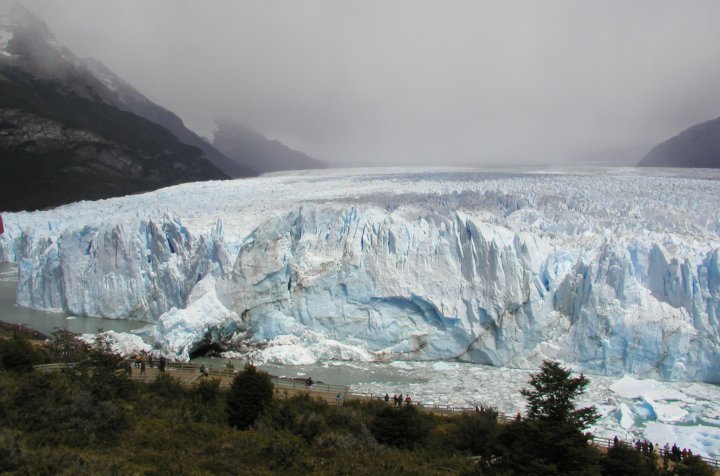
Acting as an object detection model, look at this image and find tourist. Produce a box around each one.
[140,360,146,376]
[384,393,389,403]
[405,395,412,405]
[672,443,680,461]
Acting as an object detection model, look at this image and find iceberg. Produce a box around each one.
[1,168,719,381]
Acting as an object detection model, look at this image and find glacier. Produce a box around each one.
[1,167,720,381]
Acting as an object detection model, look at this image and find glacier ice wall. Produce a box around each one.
[1,168,719,381]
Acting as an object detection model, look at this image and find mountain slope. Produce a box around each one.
[82,59,256,178]
[638,116,720,168]
[213,118,324,174]
[0,4,228,211]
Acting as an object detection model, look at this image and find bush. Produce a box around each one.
[370,405,430,449]
[0,429,23,472]
[149,372,186,401]
[226,364,274,429]
[452,406,500,467]
[0,334,44,372]
[262,430,304,469]
[185,378,225,423]
[675,455,717,476]
[602,443,656,476]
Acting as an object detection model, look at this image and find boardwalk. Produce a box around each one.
[35,361,350,406]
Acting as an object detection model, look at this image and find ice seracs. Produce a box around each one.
[1,168,719,381]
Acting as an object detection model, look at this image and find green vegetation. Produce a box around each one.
[0,335,716,475]
[226,364,274,429]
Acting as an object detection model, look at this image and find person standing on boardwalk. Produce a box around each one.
[159,356,167,373]
[140,360,146,376]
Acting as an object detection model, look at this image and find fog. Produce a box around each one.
[23,0,720,167]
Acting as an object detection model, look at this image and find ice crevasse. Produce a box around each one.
[1,169,719,381]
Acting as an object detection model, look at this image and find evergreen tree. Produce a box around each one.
[521,360,599,430]
[497,360,601,475]
[226,364,274,429]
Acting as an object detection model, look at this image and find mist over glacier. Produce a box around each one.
[2,167,720,382]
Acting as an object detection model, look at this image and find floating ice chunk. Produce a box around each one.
[650,400,689,423]
[618,402,635,429]
[389,361,414,370]
[610,376,660,399]
[633,400,657,420]
[432,362,458,371]
[642,388,686,402]
[643,422,720,460]
[248,331,373,365]
[80,330,151,357]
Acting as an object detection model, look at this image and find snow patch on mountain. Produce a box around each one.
[2,168,720,381]
[0,27,12,55]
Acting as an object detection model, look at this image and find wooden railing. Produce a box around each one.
[33,362,75,372]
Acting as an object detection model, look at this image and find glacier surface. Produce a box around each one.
[2,167,720,381]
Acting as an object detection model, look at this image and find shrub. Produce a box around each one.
[370,405,430,449]
[602,443,656,476]
[0,334,43,372]
[226,364,273,429]
[452,405,500,467]
[0,429,23,472]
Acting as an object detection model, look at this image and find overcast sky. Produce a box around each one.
[22,0,720,167]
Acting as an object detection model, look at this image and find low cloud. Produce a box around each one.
[23,0,720,166]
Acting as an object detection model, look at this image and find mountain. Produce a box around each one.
[213,117,324,174]
[638,116,720,168]
[80,59,256,179]
[2,168,719,383]
[576,145,647,167]
[0,4,237,212]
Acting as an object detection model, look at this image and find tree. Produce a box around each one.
[521,360,598,431]
[226,364,274,429]
[452,405,500,469]
[496,360,601,475]
[370,405,430,449]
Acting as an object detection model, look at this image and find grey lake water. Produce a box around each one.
[0,263,147,336]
